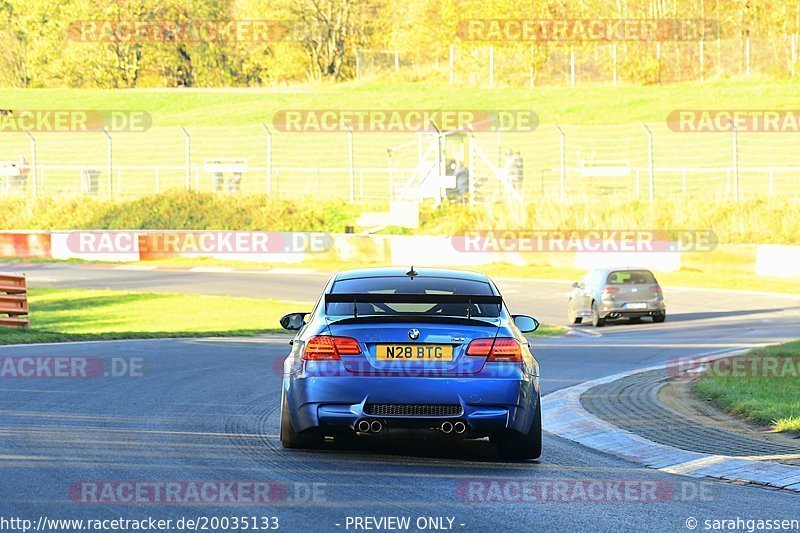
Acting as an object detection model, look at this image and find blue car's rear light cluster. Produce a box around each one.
[364,404,463,417]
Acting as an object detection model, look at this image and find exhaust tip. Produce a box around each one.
[357,420,371,432]
[454,421,467,434]
[370,420,383,433]
[441,421,454,434]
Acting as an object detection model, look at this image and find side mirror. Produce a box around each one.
[280,312,308,331]
[513,314,540,333]
[571,282,579,288]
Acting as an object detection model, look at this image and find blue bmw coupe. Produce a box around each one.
[278,267,542,460]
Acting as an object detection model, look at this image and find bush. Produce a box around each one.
[0,191,361,232]
[0,192,797,245]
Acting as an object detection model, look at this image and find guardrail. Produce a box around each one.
[0,273,29,328]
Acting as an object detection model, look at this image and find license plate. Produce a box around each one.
[626,302,647,309]
[376,344,454,361]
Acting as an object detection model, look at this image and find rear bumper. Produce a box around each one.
[284,367,539,436]
[599,302,665,319]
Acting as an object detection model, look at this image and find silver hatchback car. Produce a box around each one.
[568,267,666,327]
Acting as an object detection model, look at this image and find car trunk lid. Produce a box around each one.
[326,316,500,375]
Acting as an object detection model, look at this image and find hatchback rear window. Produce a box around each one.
[606,270,657,284]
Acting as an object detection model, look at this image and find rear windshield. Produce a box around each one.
[606,270,657,285]
[328,276,498,317]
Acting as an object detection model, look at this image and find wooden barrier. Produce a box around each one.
[0,273,29,328]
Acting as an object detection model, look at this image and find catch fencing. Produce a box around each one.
[1,123,799,204]
[357,36,800,87]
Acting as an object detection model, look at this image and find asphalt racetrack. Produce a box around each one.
[2,264,800,532]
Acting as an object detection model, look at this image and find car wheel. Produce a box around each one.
[495,397,542,460]
[280,390,320,449]
[567,299,582,324]
[591,301,606,327]
[652,312,666,323]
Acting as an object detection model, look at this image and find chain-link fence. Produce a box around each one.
[357,36,800,86]
[2,123,799,203]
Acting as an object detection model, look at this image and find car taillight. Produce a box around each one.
[649,285,662,293]
[303,335,361,360]
[465,338,493,356]
[466,337,523,362]
[602,286,619,294]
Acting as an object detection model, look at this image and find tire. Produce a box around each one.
[495,397,542,460]
[591,301,606,327]
[652,312,666,323]
[280,390,320,449]
[567,299,582,324]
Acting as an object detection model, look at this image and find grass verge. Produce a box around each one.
[0,287,309,345]
[692,341,800,433]
[0,287,565,345]
[4,80,800,126]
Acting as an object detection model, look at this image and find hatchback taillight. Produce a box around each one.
[466,337,523,362]
[303,335,361,360]
[602,286,620,295]
[649,285,662,293]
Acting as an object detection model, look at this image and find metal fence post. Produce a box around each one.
[612,43,617,86]
[25,131,37,198]
[102,128,112,198]
[555,124,566,200]
[570,49,575,88]
[347,129,355,202]
[745,36,751,77]
[262,123,272,194]
[642,124,654,203]
[180,126,191,190]
[732,121,740,201]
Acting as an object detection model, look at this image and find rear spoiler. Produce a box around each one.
[324,293,502,319]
